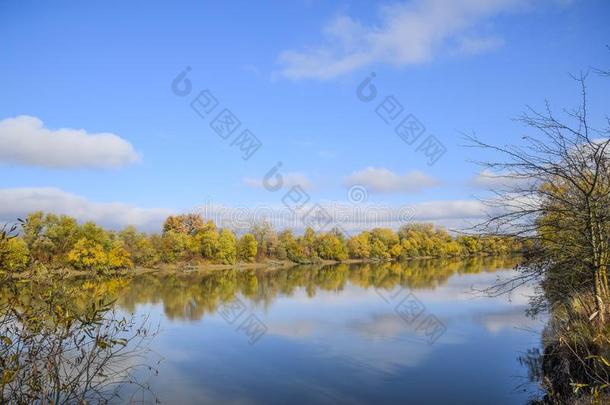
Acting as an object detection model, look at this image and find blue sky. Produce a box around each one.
[1,0,609,231]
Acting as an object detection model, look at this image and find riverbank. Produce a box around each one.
[5,254,521,281]
[530,300,610,404]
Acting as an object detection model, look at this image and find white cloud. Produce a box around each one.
[345,167,440,193]
[469,169,533,189]
[0,115,140,169]
[0,187,487,234]
[477,307,542,334]
[243,172,313,190]
[277,0,540,79]
[453,35,505,55]
[410,199,484,220]
[0,187,171,231]
[194,198,486,233]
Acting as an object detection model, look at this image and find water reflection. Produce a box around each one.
[113,256,539,404]
[0,277,158,404]
[114,256,519,322]
[2,256,542,404]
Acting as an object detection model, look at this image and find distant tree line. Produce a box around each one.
[0,212,522,274]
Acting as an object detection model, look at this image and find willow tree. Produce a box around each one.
[469,74,610,324]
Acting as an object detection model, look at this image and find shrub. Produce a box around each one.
[0,237,30,273]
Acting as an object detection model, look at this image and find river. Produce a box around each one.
[106,257,544,404]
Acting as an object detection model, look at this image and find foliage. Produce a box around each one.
[158,230,199,263]
[278,230,303,262]
[347,231,371,259]
[299,227,317,260]
[315,232,348,261]
[0,237,30,273]
[163,213,205,235]
[107,241,134,271]
[2,212,521,274]
[470,75,610,321]
[197,220,219,260]
[470,71,610,402]
[119,226,159,267]
[249,221,278,261]
[109,256,518,322]
[22,212,79,268]
[67,238,109,272]
[216,229,237,265]
[237,233,258,263]
[0,276,158,403]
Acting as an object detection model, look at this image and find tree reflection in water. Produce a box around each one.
[114,256,519,322]
[1,256,518,403]
[0,276,159,404]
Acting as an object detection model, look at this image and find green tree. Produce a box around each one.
[216,229,237,264]
[369,238,390,259]
[278,230,303,262]
[159,231,197,263]
[21,211,47,263]
[197,220,219,259]
[119,226,159,267]
[78,222,110,246]
[45,214,79,266]
[237,233,257,263]
[21,212,79,267]
[315,233,348,261]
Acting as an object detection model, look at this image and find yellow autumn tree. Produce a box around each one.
[0,237,30,273]
[68,238,108,272]
[107,241,134,271]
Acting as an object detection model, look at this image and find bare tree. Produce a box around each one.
[468,73,610,324]
[592,45,610,77]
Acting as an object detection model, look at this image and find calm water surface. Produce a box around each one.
[115,258,543,404]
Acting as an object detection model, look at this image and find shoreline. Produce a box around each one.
[5,254,521,280]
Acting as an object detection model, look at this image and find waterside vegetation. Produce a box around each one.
[0,212,522,277]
